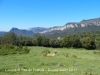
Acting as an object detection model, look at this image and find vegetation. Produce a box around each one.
[0,31,100,75]
[0,31,99,58]
[1,30,100,51]
[0,47,100,75]
[41,49,50,56]
[0,44,30,55]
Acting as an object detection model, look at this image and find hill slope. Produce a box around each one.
[10,28,35,37]
[41,18,100,37]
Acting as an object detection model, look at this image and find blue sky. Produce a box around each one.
[0,0,100,31]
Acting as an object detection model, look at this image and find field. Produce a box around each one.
[0,47,100,75]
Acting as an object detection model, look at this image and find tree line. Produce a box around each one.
[0,31,100,50]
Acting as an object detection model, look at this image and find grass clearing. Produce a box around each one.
[0,47,100,75]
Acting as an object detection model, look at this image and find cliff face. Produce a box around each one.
[41,18,100,34]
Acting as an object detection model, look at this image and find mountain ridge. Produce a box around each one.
[41,18,100,34]
[0,17,100,37]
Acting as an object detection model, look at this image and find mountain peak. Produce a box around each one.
[10,27,19,31]
[80,18,100,23]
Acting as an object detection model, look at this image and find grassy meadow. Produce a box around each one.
[0,47,100,75]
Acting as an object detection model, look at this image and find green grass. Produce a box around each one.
[0,47,100,75]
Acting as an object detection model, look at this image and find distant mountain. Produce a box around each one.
[41,18,100,37]
[28,27,48,33]
[0,17,100,37]
[0,27,48,37]
[10,28,35,37]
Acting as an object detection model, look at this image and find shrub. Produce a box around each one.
[71,54,77,58]
[93,51,100,54]
[0,50,8,55]
[23,47,30,54]
[93,51,97,54]
[0,45,30,55]
[17,47,30,54]
[82,69,94,75]
[58,62,65,66]
[63,53,69,58]
[41,49,50,56]
[0,68,5,72]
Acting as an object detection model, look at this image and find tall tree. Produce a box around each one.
[41,35,49,47]
[60,36,71,48]
[1,32,17,45]
[49,38,55,47]
[33,33,42,46]
[81,37,96,50]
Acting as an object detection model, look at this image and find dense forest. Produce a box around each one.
[0,30,100,50]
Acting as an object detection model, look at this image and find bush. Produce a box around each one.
[23,47,30,54]
[41,49,50,56]
[16,46,30,54]
[0,45,30,55]
[81,37,96,50]
[93,51,100,54]
[63,53,69,58]
[71,54,77,58]
[0,50,8,55]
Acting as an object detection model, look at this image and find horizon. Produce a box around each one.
[0,0,100,31]
[1,16,100,32]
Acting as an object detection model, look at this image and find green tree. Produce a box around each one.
[0,37,2,45]
[95,36,100,49]
[1,32,17,45]
[72,38,82,48]
[60,36,71,48]
[49,38,55,47]
[41,35,49,47]
[70,34,82,48]
[53,39,60,48]
[81,37,96,50]
[33,33,42,46]
[17,35,24,46]
[8,32,17,45]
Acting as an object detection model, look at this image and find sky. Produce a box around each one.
[0,0,100,31]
